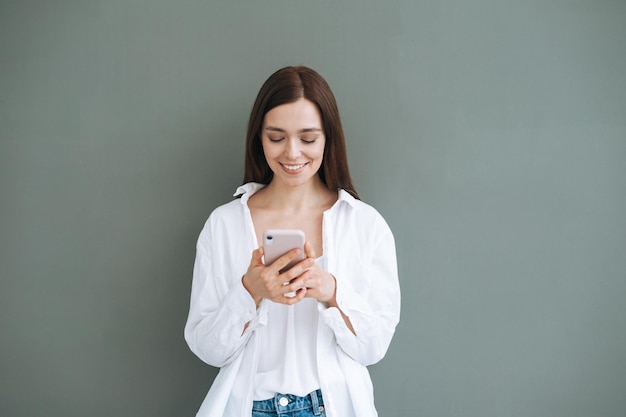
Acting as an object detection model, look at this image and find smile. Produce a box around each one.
[282,163,308,171]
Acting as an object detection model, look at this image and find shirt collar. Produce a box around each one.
[233,182,266,205]
[234,182,358,208]
[336,188,358,208]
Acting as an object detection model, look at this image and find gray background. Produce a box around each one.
[1,1,625,416]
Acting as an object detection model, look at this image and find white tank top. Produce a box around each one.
[253,257,325,400]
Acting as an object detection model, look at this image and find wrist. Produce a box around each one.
[321,274,338,305]
[242,275,262,307]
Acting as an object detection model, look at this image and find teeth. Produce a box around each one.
[284,163,306,171]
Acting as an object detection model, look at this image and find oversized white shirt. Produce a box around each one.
[184,183,401,417]
[253,259,324,400]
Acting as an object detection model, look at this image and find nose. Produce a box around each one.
[283,138,301,159]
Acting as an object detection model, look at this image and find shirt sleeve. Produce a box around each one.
[184,219,263,368]
[320,218,401,366]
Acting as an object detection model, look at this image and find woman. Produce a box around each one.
[185,66,400,417]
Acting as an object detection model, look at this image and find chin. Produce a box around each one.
[276,174,316,187]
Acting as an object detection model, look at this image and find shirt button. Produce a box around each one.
[279,396,289,407]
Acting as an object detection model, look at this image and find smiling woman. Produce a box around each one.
[261,99,326,188]
[243,67,358,200]
[184,66,400,417]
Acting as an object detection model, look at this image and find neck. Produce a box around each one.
[262,177,333,211]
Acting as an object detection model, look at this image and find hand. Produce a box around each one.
[242,246,315,306]
[301,242,337,304]
[302,242,354,334]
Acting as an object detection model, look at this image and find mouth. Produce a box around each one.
[281,163,308,172]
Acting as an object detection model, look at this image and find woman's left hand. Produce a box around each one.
[302,242,337,304]
[303,242,356,334]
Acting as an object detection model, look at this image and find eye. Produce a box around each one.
[268,136,284,143]
[301,136,319,144]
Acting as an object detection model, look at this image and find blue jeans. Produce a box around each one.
[252,389,326,417]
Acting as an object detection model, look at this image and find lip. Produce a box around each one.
[280,162,308,174]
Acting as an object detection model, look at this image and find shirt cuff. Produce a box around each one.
[229,280,269,334]
[319,305,356,340]
[228,280,258,322]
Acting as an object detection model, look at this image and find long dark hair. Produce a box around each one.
[243,66,359,199]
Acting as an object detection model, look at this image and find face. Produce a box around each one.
[261,98,326,188]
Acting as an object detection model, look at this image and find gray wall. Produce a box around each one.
[1,1,625,416]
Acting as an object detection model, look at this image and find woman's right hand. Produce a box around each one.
[242,247,314,306]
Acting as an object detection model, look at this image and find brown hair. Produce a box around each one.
[243,66,359,199]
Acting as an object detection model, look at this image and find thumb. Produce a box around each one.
[304,241,316,259]
[252,247,265,265]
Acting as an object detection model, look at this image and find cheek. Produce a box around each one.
[314,140,326,160]
[261,140,278,160]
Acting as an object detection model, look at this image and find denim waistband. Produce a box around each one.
[252,389,324,415]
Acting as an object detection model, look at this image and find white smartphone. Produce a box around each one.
[262,229,305,273]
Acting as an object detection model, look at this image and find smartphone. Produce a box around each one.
[262,229,305,273]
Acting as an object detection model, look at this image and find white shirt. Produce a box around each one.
[253,257,325,400]
[184,183,401,417]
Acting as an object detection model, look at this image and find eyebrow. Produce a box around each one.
[264,126,322,133]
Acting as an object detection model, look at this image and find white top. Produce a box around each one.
[254,299,320,399]
[253,258,325,399]
[184,183,401,417]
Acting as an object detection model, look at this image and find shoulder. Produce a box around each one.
[195,198,247,251]
[204,182,264,226]
[340,190,387,221]
[204,198,245,229]
[210,197,243,217]
[337,191,394,237]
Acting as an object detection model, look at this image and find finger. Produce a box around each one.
[284,270,311,292]
[291,287,308,302]
[268,248,303,272]
[281,286,307,305]
[251,247,264,265]
[280,257,315,281]
[304,241,316,259]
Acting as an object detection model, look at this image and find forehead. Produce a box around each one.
[263,98,322,130]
